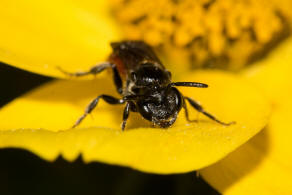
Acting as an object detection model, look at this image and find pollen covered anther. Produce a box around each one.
[110,0,290,70]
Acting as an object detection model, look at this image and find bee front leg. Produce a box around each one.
[121,102,131,130]
[182,98,197,122]
[73,95,125,128]
[184,97,235,126]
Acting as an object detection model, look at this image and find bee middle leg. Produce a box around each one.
[58,62,123,94]
[73,94,125,128]
[184,97,234,126]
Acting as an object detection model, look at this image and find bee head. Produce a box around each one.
[136,87,183,128]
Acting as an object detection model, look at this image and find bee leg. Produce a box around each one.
[73,95,125,128]
[58,62,123,94]
[57,62,112,77]
[182,98,197,122]
[184,97,235,126]
[121,102,131,130]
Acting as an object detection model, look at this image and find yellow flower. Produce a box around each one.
[0,0,290,193]
[111,0,291,71]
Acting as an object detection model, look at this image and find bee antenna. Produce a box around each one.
[169,82,208,88]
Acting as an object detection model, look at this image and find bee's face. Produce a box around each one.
[137,87,183,128]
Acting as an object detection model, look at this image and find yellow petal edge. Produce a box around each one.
[200,102,292,195]
[0,71,270,174]
[200,36,292,193]
[0,0,121,78]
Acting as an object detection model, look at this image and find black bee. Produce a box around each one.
[59,41,234,130]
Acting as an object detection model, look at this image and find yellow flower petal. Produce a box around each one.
[200,37,292,193]
[0,71,270,173]
[242,37,292,101]
[0,0,121,78]
[200,102,292,195]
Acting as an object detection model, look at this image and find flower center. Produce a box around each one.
[110,0,290,70]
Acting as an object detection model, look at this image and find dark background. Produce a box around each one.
[0,62,219,195]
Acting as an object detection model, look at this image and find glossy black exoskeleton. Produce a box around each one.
[59,41,234,130]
